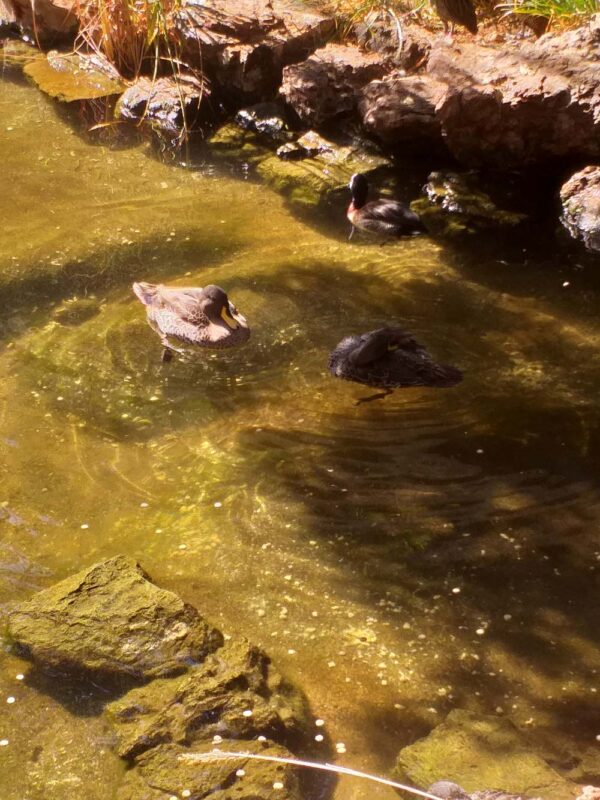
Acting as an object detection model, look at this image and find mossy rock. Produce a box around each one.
[116,740,303,800]
[24,50,126,102]
[8,555,223,679]
[416,171,527,236]
[394,710,578,800]
[106,637,313,758]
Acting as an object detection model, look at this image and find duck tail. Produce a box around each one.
[132,282,158,305]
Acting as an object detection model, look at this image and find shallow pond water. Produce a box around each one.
[1,51,600,800]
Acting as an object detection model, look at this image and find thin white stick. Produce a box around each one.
[179,749,444,800]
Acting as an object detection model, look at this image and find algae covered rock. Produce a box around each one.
[8,555,223,679]
[106,637,312,758]
[116,740,303,800]
[24,50,126,102]
[394,710,577,800]
[414,171,527,236]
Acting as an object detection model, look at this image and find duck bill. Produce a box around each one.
[220,304,239,330]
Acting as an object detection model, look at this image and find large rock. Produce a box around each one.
[6,0,77,43]
[24,50,125,102]
[359,74,446,154]
[116,740,303,800]
[560,166,600,253]
[280,43,386,127]
[116,75,210,135]
[427,18,600,168]
[106,637,312,758]
[394,710,578,800]
[8,555,223,679]
[175,0,334,104]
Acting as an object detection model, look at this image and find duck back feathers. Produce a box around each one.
[328,327,462,390]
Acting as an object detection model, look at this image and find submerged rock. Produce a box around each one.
[280,43,386,128]
[234,102,293,143]
[8,555,223,679]
[116,740,303,800]
[116,75,210,135]
[51,296,102,325]
[559,167,600,253]
[415,170,527,235]
[106,636,313,758]
[23,50,125,102]
[394,710,578,800]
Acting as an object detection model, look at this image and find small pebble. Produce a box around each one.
[242,709,253,717]
[212,735,223,744]
[562,281,570,287]
[182,791,191,798]
[452,587,461,594]
[335,742,346,754]
[315,719,325,727]
[273,782,284,790]
[6,697,15,704]
[80,523,89,530]
[236,769,246,777]
[0,739,8,746]
[258,735,267,742]
[15,674,24,681]
[503,614,512,621]
[315,734,324,742]
[214,502,222,508]
[476,449,484,454]
[476,628,485,635]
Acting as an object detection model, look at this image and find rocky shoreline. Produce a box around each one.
[1,0,600,252]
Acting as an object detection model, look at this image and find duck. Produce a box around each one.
[328,327,462,400]
[132,282,250,361]
[432,0,477,37]
[347,173,424,239]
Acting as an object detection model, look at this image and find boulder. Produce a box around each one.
[8,555,223,679]
[6,0,77,44]
[280,43,386,128]
[116,740,303,800]
[175,0,334,103]
[359,74,446,154]
[427,18,600,168]
[559,166,600,253]
[106,637,313,758]
[394,710,578,800]
[0,0,17,32]
[116,75,210,135]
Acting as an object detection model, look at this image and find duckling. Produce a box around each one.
[132,282,250,361]
[328,327,462,401]
[347,173,424,239]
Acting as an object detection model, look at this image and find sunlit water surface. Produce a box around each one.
[1,55,600,800]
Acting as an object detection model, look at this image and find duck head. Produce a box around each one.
[201,285,246,330]
[349,173,369,209]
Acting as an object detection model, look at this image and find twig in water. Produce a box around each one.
[179,749,444,800]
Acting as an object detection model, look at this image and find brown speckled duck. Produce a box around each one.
[133,282,250,361]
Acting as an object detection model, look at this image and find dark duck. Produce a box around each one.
[347,173,424,238]
[432,0,478,36]
[133,282,250,361]
[328,327,462,401]
[428,781,541,800]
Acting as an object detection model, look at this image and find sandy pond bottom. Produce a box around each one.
[1,62,600,800]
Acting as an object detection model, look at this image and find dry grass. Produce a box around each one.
[74,0,183,78]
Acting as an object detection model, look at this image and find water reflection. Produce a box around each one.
[0,63,599,800]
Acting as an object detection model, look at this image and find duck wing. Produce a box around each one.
[151,285,209,325]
